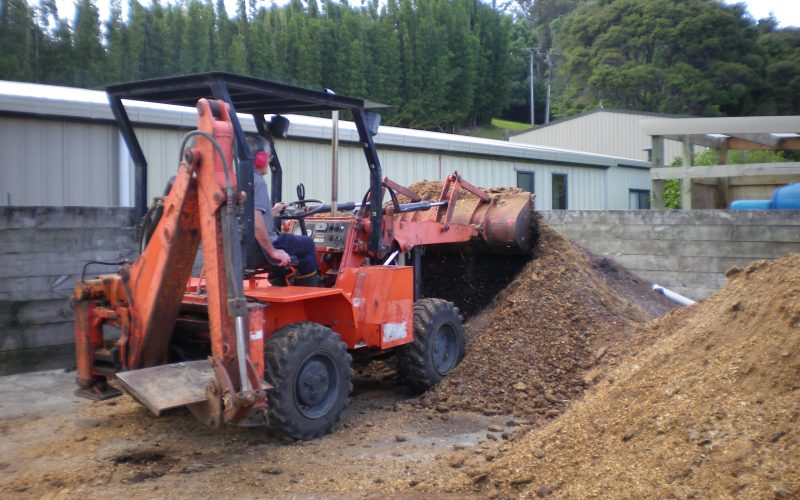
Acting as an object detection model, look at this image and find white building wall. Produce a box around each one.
[0,116,117,206]
[511,110,686,163]
[243,142,617,211]
[0,113,650,211]
[0,80,652,211]
[133,126,194,201]
[607,166,655,208]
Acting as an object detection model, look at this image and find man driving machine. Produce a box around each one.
[250,136,321,286]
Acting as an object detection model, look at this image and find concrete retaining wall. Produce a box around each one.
[0,207,137,375]
[541,210,800,301]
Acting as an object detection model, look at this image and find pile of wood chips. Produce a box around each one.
[417,217,653,420]
[465,253,800,498]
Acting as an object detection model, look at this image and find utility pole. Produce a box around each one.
[331,110,339,216]
[544,50,552,125]
[529,49,535,126]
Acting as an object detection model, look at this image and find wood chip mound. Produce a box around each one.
[417,212,654,420]
[473,252,800,498]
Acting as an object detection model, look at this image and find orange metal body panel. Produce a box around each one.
[388,219,477,252]
[246,302,266,385]
[245,286,360,346]
[182,266,413,353]
[335,266,414,349]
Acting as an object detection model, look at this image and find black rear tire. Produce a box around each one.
[397,298,466,391]
[264,322,353,440]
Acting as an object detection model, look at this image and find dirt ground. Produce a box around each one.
[0,367,514,497]
[1,198,795,498]
[0,216,679,498]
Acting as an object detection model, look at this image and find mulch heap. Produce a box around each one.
[468,253,800,498]
[417,209,659,421]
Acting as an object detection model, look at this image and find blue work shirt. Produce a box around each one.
[253,172,278,242]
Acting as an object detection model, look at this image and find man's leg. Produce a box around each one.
[273,234,319,285]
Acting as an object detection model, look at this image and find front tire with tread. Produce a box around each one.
[264,322,353,440]
[397,298,466,391]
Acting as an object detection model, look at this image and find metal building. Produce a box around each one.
[0,81,653,210]
[510,108,687,163]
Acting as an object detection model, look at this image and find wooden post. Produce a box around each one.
[651,135,665,209]
[681,135,693,209]
[717,140,730,208]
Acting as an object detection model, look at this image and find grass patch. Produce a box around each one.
[491,118,530,131]
[457,118,532,140]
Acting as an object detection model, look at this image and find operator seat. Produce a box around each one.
[242,234,297,285]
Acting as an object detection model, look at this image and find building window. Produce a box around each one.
[629,189,651,209]
[552,174,567,209]
[516,171,535,193]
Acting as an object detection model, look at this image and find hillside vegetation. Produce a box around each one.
[0,0,797,130]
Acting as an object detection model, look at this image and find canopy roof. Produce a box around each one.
[105,72,388,115]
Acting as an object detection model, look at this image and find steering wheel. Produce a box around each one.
[278,199,327,219]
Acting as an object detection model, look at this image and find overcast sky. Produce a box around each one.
[55,0,800,28]
[723,0,800,27]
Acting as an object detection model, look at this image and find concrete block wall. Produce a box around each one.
[0,207,137,375]
[541,210,800,301]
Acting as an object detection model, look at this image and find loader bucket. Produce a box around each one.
[403,191,535,255]
[469,192,534,254]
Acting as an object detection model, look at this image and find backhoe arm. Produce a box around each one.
[74,100,262,419]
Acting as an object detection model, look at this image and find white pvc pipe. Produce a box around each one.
[652,284,696,306]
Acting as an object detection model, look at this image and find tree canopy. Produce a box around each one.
[0,0,515,131]
[552,0,799,117]
[0,0,797,131]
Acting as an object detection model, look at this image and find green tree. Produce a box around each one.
[756,22,800,114]
[180,0,215,73]
[73,0,105,86]
[0,0,38,81]
[556,0,766,117]
[214,0,232,69]
[42,18,75,84]
[104,0,127,84]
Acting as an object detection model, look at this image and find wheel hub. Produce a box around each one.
[295,355,337,417]
[433,324,458,375]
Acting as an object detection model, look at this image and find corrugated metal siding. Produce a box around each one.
[112,133,637,211]
[133,127,194,200]
[0,87,652,210]
[511,111,685,163]
[1,116,117,207]
[273,143,610,211]
[1,113,651,210]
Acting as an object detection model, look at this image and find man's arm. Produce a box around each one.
[254,210,290,266]
[271,202,288,218]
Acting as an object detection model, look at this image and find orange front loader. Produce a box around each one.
[73,73,534,439]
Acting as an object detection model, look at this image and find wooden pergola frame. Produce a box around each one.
[643,116,800,209]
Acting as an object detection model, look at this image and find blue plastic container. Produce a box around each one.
[730,199,771,210]
[770,182,800,209]
[731,183,800,210]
